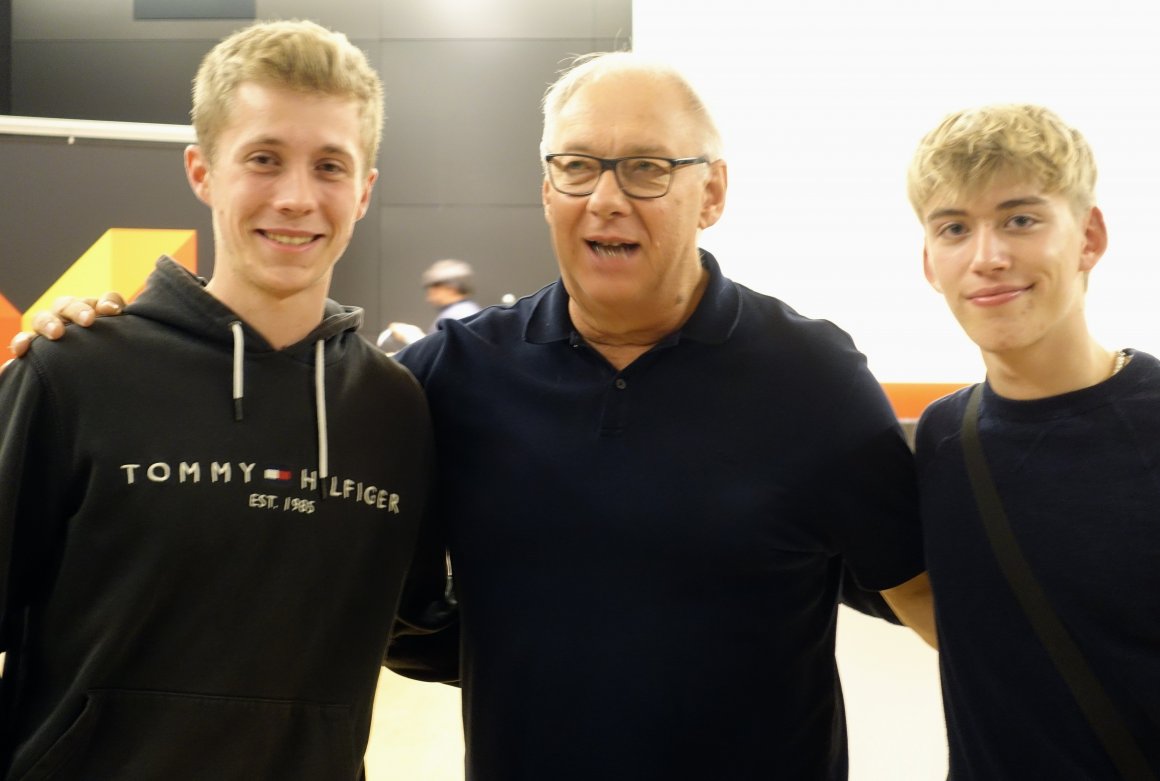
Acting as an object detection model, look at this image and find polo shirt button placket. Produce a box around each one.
[599,375,630,435]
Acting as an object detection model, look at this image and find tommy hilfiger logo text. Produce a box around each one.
[118,461,401,513]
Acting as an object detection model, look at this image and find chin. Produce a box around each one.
[974,333,1038,356]
[588,288,646,312]
[263,269,330,295]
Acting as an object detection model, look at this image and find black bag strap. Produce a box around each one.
[961,383,1156,781]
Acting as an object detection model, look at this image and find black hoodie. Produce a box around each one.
[0,257,436,779]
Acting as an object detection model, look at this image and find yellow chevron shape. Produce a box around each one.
[21,229,197,331]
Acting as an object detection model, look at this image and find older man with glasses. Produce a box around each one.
[389,51,936,781]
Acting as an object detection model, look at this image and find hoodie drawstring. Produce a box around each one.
[230,321,244,421]
[228,322,331,498]
[314,339,329,489]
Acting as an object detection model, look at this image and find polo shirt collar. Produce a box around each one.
[524,248,740,346]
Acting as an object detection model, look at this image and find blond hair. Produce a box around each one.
[192,19,383,170]
[907,104,1096,217]
[540,51,724,163]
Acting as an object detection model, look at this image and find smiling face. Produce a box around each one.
[921,175,1106,361]
[540,71,726,333]
[186,81,377,314]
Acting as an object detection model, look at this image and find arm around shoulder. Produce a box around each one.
[7,293,126,358]
[384,495,461,684]
[385,549,461,685]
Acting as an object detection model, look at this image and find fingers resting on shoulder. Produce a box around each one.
[7,292,126,359]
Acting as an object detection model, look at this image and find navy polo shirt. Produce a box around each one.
[397,249,923,781]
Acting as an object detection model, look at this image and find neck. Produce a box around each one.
[983,336,1119,400]
[569,268,709,371]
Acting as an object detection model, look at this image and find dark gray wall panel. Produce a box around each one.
[1,0,11,113]
[135,0,256,20]
[12,34,380,126]
[375,204,556,334]
[16,0,377,40]
[0,136,211,310]
[377,37,624,207]
[257,0,381,38]
[15,0,242,40]
[326,203,383,337]
[12,40,213,123]
[382,0,628,39]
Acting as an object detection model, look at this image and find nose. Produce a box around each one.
[586,168,630,217]
[969,225,1009,273]
[272,165,318,215]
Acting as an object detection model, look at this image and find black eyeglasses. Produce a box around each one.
[543,153,710,199]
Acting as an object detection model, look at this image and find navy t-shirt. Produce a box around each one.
[917,350,1160,779]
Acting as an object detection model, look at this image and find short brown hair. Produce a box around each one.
[907,104,1097,217]
[191,19,384,170]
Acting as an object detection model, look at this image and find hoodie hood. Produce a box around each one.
[128,257,364,353]
[125,256,366,493]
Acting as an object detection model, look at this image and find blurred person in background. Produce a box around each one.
[377,258,483,349]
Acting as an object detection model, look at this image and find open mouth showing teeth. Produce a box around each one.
[262,231,317,246]
[587,240,638,256]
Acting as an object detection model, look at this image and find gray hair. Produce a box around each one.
[540,52,724,163]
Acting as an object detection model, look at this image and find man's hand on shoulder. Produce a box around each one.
[7,293,126,359]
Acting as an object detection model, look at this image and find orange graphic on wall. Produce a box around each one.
[2,229,197,349]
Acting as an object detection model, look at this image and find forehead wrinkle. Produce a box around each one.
[550,88,694,159]
[555,146,673,159]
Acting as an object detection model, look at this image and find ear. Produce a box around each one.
[355,168,378,222]
[1078,205,1108,272]
[922,243,943,293]
[541,177,553,224]
[184,145,213,207]
[698,160,728,229]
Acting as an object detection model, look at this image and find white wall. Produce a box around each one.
[633,0,1160,383]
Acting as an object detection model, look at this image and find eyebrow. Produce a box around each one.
[242,137,356,158]
[924,195,1050,224]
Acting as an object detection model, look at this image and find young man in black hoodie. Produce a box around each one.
[0,20,437,779]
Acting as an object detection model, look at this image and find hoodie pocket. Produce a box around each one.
[16,688,357,781]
